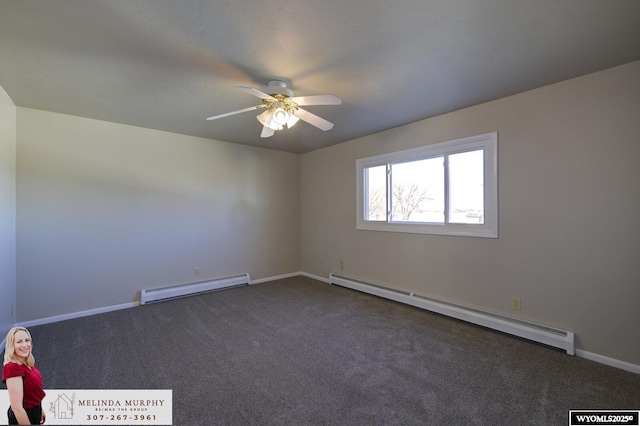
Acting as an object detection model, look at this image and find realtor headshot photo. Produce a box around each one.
[3,327,45,425]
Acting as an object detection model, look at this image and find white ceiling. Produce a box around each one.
[1,1,639,154]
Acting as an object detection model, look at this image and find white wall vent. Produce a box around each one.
[140,273,250,305]
[329,273,575,355]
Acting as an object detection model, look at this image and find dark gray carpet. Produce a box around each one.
[15,276,640,425]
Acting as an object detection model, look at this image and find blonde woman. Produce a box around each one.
[2,327,46,425]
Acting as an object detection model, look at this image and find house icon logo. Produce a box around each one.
[50,393,75,420]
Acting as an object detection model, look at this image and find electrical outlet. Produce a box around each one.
[194,268,199,277]
[512,297,521,310]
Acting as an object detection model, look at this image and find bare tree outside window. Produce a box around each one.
[365,165,387,221]
[367,187,386,220]
[392,183,431,221]
[391,156,443,223]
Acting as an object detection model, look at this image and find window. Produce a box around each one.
[356,132,498,238]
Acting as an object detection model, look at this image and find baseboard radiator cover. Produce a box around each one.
[140,273,250,305]
[329,273,575,355]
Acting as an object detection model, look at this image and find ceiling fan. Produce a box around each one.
[206,80,342,138]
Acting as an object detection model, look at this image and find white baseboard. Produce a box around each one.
[245,271,328,285]
[250,271,301,284]
[575,349,640,375]
[15,272,306,327]
[17,302,139,328]
[9,272,639,375]
[299,271,330,283]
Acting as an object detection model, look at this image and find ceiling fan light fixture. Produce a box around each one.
[286,114,300,128]
[207,81,340,137]
[272,107,290,125]
[256,109,283,131]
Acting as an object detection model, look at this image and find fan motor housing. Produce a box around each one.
[266,80,293,97]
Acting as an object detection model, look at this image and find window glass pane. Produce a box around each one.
[448,149,484,224]
[364,165,387,221]
[356,132,497,238]
[391,157,444,223]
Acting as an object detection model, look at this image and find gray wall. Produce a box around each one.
[0,84,16,343]
[16,108,300,321]
[300,61,640,366]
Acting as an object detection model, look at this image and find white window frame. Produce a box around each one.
[356,132,498,238]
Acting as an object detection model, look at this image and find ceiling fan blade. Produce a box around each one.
[260,126,275,138]
[234,86,274,100]
[290,94,342,106]
[293,108,334,131]
[206,105,259,121]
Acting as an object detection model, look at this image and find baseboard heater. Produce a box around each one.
[329,273,575,355]
[140,273,250,305]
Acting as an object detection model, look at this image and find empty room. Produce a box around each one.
[1,1,639,425]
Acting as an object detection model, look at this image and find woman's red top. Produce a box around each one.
[2,362,46,409]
